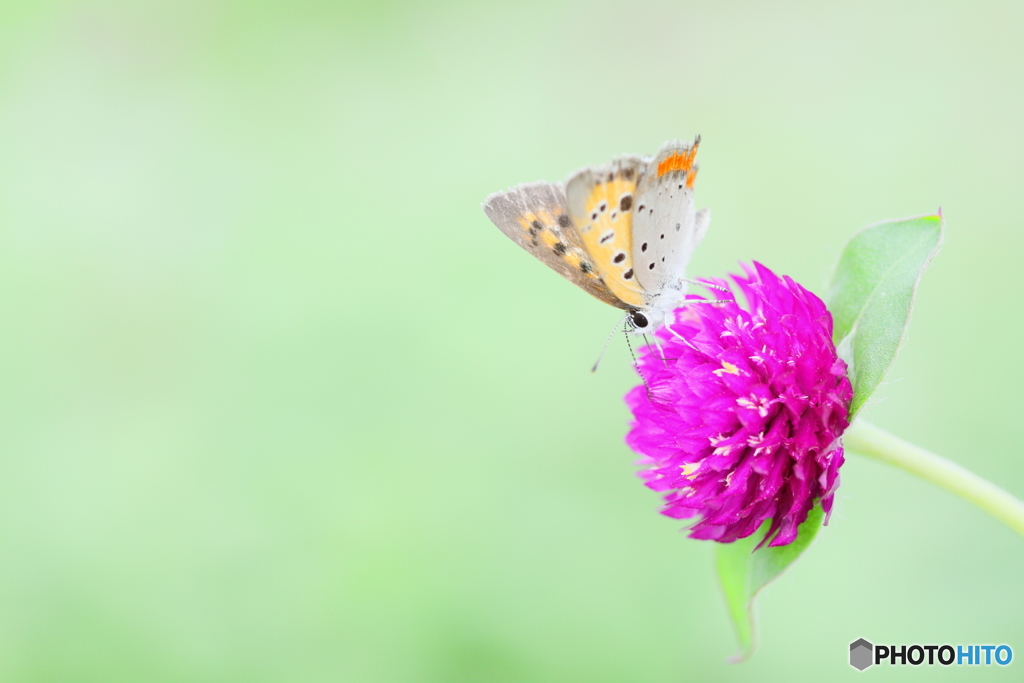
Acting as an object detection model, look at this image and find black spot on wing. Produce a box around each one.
[552,242,567,255]
[620,195,632,211]
[557,214,572,228]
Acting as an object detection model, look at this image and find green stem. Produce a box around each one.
[844,421,1024,538]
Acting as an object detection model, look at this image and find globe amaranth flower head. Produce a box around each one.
[625,262,853,547]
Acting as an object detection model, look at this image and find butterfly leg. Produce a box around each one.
[643,333,670,367]
[678,277,731,293]
[686,298,735,306]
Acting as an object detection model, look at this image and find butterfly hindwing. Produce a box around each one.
[482,182,628,309]
[632,138,708,292]
[564,156,648,309]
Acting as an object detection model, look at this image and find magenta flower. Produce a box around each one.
[625,262,853,547]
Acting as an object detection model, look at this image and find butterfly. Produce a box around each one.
[482,137,710,334]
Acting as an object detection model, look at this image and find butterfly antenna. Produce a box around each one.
[624,325,654,400]
[591,313,630,373]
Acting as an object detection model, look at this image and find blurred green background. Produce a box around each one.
[0,0,1021,680]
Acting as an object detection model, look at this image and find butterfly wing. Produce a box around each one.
[483,182,629,309]
[631,138,709,292]
[564,156,648,309]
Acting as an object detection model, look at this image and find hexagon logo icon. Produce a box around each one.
[850,638,874,670]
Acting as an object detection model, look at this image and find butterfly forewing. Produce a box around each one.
[483,182,628,309]
[564,156,648,309]
[632,139,707,292]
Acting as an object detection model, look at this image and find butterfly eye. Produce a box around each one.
[629,311,650,329]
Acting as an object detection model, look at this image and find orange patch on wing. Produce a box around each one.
[539,230,559,248]
[656,144,699,177]
[516,212,538,232]
[516,209,560,233]
[685,168,698,189]
[516,210,600,281]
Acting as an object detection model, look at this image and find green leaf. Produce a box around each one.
[714,506,824,662]
[826,214,943,417]
[712,214,940,661]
